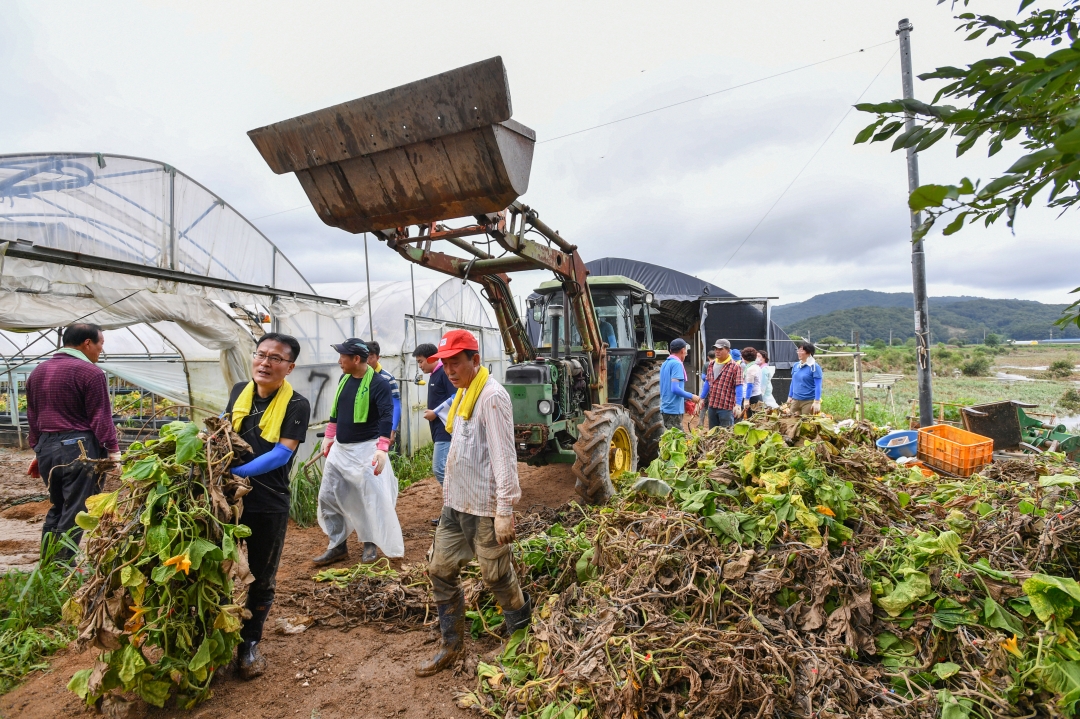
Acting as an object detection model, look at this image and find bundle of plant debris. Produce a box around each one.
[64,417,254,711]
[458,418,1080,719]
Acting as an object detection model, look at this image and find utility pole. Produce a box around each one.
[899,18,934,428]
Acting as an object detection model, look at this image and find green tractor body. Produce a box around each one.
[503,276,667,501]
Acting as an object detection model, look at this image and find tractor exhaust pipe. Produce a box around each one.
[549,304,564,361]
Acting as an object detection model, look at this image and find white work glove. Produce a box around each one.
[812,401,821,414]
[322,438,334,458]
[733,405,743,419]
[495,514,516,545]
[107,452,123,475]
[372,450,389,476]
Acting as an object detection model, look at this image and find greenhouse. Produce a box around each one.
[0,152,503,452]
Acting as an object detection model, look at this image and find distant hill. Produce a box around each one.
[782,298,1080,343]
[773,290,979,326]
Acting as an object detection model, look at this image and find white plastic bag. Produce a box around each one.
[317,439,404,558]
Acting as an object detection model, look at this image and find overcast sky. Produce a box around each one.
[3,1,1076,307]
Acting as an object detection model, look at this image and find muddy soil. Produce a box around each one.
[0,447,46,572]
[0,463,579,719]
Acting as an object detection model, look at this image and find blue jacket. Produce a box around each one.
[660,356,693,414]
[789,359,823,401]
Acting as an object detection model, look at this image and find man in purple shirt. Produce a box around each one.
[26,323,119,557]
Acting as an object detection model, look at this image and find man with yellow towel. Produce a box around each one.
[416,329,526,677]
[224,333,311,679]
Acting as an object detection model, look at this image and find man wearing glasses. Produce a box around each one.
[223,333,311,679]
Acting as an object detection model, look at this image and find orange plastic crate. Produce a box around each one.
[917,424,993,477]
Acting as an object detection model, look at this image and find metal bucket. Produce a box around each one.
[248,56,535,233]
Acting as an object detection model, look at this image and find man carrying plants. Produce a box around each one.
[787,341,823,415]
[224,333,311,679]
[416,329,527,677]
[313,337,402,567]
[25,323,120,560]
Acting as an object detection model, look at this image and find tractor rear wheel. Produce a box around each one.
[626,359,664,465]
[572,405,638,504]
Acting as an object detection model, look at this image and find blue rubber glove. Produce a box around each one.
[392,396,402,431]
[231,442,294,478]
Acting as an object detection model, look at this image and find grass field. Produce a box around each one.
[819,344,1080,430]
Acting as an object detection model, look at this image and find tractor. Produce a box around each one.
[247,57,666,502]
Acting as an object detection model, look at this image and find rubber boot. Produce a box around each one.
[237,640,267,680]
[501,591,532,636]
[414,594,465,677]
[362,542,378,563]
[312,541,348,567]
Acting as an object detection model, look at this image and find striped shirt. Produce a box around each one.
[443,377,520,517]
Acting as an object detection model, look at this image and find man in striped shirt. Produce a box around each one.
[416,329,527,677]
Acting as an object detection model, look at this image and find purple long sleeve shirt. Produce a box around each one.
[26,353,119,452]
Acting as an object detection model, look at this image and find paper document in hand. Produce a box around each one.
[435,397,453,424]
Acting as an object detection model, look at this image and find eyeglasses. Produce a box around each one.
[252,351,292,365]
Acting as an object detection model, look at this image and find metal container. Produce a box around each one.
[248,56,536,233]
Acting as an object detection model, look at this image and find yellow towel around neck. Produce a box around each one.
[444,366,489,434]
[231,379,294,444]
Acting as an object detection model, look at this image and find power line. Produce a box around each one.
[538,39,895,144]
[706,45,899,285]
[250,205,309,221]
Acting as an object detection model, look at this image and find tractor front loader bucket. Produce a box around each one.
[248,56,535,233]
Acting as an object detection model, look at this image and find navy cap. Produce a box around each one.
[668,338,688,352]
[331,338,370,357]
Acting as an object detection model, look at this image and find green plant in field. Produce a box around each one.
[961,356,992,377]
[0,534,82,695]
[289,442,323,528]
[985,333,1002,348]
[1060,388,1080,413]
[391,443,434,492]
[1048,359,1076,378]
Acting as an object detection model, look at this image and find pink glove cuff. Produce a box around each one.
[324,422,337,441]
[376,437,391,452]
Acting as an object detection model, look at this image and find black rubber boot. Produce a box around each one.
[312,541,348,567]
[237,640,267,680]
[362,542,378,563]
[501,591,532,636]
[414,594,465,677]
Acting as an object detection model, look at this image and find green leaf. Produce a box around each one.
[897,491,911,508]
[120,565,146,588]
[1018,499,1036,515]
[146,524,170,554]
[872,121,904,142]
[983,596,1025,636]
[854,119,883,144]
[1056,125,1080,154]
[1045,659,1080,713]
[909,184,953,211]
[67,668,93,700]
[704,511,743,544]
[1007,148,1063,174]
[137,678,171,708]
[188,637,213,672]
[941,212,969,236]
[1040,474,1080,488]
[187,538,222,571]
[1023,574,1080,622]
[575,548,597,583]
[117,644,147,685]
[74,512,100,531]
[976,174,1019,199]
[937,688,973,719]
[171,422,202,464]
[876,571,932,617]
[151,563,177,584]
[933,662,961,680]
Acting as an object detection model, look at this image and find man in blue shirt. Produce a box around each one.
[415,342,456,525]
[788,341,823,414]
[659,338,699,431]
[365,341,401,443]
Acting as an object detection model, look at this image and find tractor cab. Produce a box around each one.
[530,275,659,405]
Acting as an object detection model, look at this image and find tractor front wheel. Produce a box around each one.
[572,405,638,504]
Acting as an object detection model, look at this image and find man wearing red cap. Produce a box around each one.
[415,329,526,677]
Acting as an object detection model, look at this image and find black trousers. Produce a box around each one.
[36,431,105,556]
[239,510,289,642]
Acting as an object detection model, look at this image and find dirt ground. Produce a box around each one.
[0,460,579,719]
[0,447,48,572]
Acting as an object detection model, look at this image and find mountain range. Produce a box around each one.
[775,290,1079,343]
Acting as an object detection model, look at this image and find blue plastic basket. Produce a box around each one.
[876,430,918,459]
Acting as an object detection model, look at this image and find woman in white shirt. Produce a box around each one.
[758,349,779,408]
[741,347,762,416]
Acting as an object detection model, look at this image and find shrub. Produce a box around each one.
[871,339,886,350]
[984,333,1001,347]
[961,357,992,377]
[818,336,845,347]
[1048,359,1075,379]
[1059,388,1080,413]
